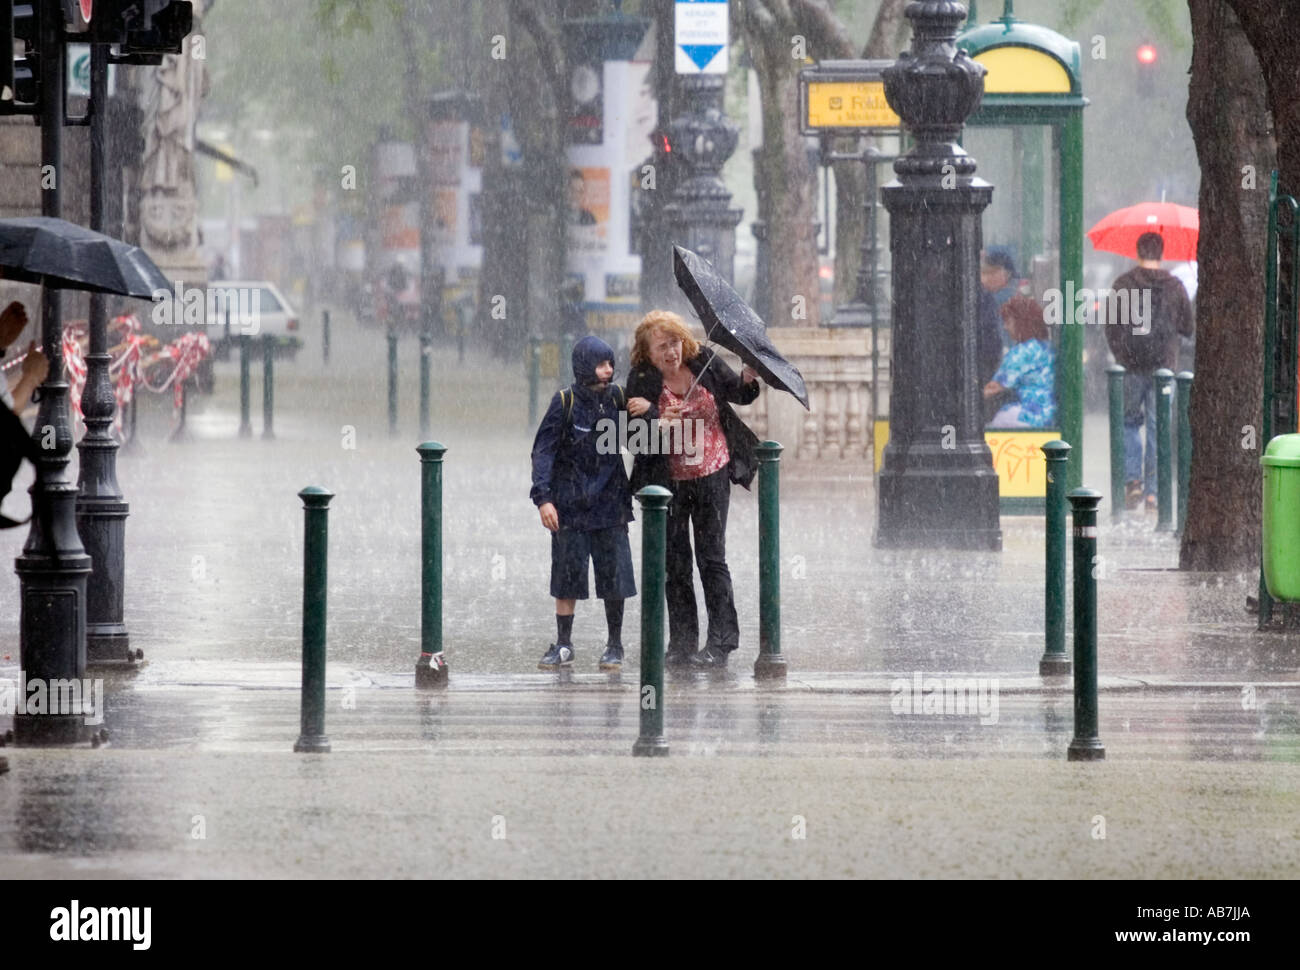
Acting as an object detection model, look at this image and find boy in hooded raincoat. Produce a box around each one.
[530,335,652,670]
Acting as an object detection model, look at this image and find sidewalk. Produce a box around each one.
[1,308,1297,877]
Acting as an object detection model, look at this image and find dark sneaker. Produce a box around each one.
[599,642,624,670]
[690,645,729,668]
[664,645,696,666]
[539,643,575,670]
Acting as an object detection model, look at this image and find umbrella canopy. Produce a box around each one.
[672,245,809,410]
[0,216,170,298]
[1086,202,1199,262]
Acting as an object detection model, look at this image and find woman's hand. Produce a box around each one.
[21,341,48,382]
[538,502,559,532]
[741,365,758,384]
[627,396,651,417]
[982,380,1004,399]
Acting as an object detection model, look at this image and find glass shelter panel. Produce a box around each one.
[963,123,1061,431]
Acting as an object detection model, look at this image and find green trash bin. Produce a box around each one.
[1261,434,1300,601]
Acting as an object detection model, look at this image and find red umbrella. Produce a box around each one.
[1086,202,1199,261]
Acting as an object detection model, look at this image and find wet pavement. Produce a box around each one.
[1,308,1298,877]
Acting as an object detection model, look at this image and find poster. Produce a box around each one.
[567,166,610,253]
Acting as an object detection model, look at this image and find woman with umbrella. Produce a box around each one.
[626,310,761,668]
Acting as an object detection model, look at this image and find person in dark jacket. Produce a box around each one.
[530,335,652,671]
[625,310,760,668]
[1106,231,1195,510]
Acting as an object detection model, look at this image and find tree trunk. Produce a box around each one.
[830,0,908,307]
[1180,0,1275,570]
[743,0,821,326]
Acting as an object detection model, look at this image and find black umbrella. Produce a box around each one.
[0,216,170,298]
[673,245,809,409]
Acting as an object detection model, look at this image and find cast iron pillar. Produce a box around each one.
[875,0,1001,551]
[77,43,132,665]
[662,75,743,285]
[15,13,91,743]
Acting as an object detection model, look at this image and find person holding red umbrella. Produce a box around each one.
[1105,231,1194,511]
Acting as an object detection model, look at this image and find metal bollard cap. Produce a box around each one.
[298,485,335,508]
[417,442,448,460]
[635,485,673,508]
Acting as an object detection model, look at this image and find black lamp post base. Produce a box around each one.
[13,714,88,747]
[87,630,138,668]
[876,465,1002,551]
[293,734,332,754]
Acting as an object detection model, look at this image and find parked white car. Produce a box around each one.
[205,280,299,337]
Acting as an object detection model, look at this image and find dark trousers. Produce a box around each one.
[666,468,739,653]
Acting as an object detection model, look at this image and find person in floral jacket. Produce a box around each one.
[984,295,1057,429]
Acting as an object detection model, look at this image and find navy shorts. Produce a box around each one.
[550,524,637,600]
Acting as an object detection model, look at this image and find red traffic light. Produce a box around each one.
[1137,44,1157,65]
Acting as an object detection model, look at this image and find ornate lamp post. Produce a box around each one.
[875,0,1001,550]
[662,74,743,285]
[77,43,133,666]
[15,11,91,744]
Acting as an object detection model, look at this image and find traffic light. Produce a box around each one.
[90,0,192,60]
[1136,43,1157,97]
[1,2,42,110]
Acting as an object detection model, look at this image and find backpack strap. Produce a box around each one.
[612,385,626,410]
[560,388,573,426]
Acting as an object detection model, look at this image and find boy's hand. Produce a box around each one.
[539,502,559,532]
[627,396,651,417]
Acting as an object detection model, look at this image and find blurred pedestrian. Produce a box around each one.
[1106,232,1194,511]
[983,295,1056,429]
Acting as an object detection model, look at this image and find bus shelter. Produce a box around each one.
[956,1,1089,502]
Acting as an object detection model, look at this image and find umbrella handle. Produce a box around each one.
[682,345,716,402]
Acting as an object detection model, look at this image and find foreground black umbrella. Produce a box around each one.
[673,245,809,409]
[0,216,169,297]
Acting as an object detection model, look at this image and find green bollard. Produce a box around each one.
[238,334,252,438]
[633,485,672,757]
[754,441,787,680]
[527,335,541,431]
[419,331,431,440]
[1107,364,1125,520]
[388,328,399,437]
[1040,440,1072,676]
[294,486,333,753]
[262,334,275,440]
[1067,488,1105,761]
[560,333,576,386]
[1155,368,1174,531]
[169,377,189,443]
[415,442,449,688]
[322,309,331,365]
[1176,371,1193,537]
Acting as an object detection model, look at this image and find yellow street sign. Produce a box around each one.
[806,80,900,130]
